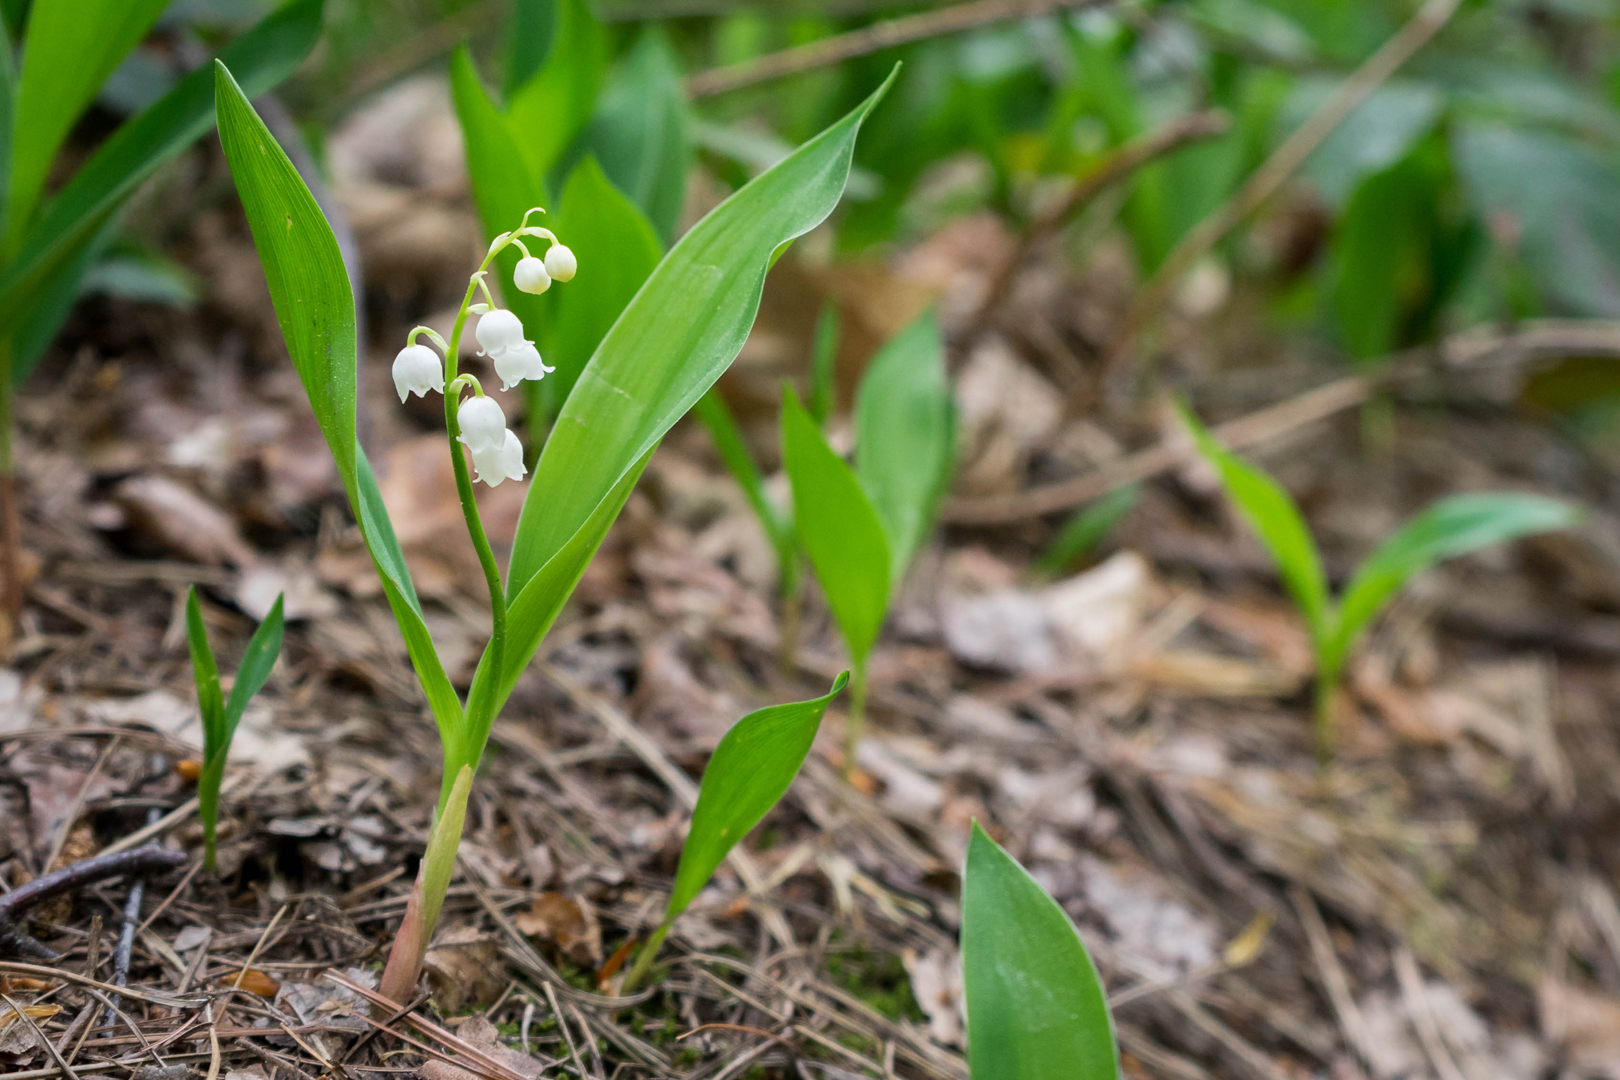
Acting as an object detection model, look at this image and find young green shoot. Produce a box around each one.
[621,672,848,993]
[783,311,953,778]
[961,822,1118,1080]
[214,59,892,1003]
[184,587,285,872]
[1032,483,1139,580]
[1179,402,1582,763]
[693,389,803,675]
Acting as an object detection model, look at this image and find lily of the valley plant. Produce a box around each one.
[213,59,890,1004]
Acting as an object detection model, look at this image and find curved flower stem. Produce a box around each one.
[443,255,510,772]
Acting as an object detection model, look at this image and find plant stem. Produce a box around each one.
[0,336,18,646]
[1313,667,1337,768]
[443,276,508,715]
[200,755,226,873]
[619,917,672,997]
[378,764,474,1007]
[844,657,868,782]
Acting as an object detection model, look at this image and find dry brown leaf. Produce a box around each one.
[512,892,601,968]
[423,926,503,1013]
[221,969,281,997]
[113,474,257,567]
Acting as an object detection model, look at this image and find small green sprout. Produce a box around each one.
[184,587,284,873]
[961,822,1119,1080]
[1032,484,1140,580]
[782,311,954,778]
[1179,402,1582,762]
[621,673,848,993]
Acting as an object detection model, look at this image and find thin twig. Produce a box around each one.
[1290,887,1376,1070]
[0,961,201,1007]
[1393,945,1468,1080]
[959,110,1231,358]
[105,806,164,1027]
[43,736,121,876]
[685,0,1106,97]
[0,846,186,961]
[544,981,589,1080]
[944,318,1620,523]
[1103,0,1465,365]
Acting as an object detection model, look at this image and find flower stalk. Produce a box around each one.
[376,211,578,1004]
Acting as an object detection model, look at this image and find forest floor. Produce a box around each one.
[4,77,1620,1080]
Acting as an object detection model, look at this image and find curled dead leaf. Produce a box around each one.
[512,892,601,968]
[422,926,503,1013]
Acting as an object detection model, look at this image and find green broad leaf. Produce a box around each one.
[1330,155,1439,361]
[5,0,170,252]
[854,310,953,583]
[474,448,652,746]
[1452,122,1620,317]
[222,593,284,736]
[0,0,323,365]
[449,45,551,367]
[666,672,848,920]
[808,300,839,428]
[185,586,224,743]
[503,0,555,99]
[0,14,13,236]
[1328,493,1580,677]
[539,155,662,409]
[214,62,466,745]
[1035,484,1140,578]
[782,387,891,664]
[575,28,689,245]
[507,0,605,185]
[1178,402,1332,648]
[962,822,1119,1080]
[694,388,793,560]
[1296,80,1446,208]
[505,69,895,609]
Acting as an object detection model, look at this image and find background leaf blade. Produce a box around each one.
[506,70,895,603]
[962,822,1119,1080]
[667,672,848,919]
[1329,492,1580,673]
[5,0,170,250]
[854,310,953,583]
[782,388,890,664]
[1179,403,1332,647]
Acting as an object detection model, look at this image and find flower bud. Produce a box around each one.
[456,395,508,455]
[544,244,576,282]
[392,344,444,402]
[513,257,551,295]
[474,309,527,357]
[471,429,527,487]
[494,342,556,392]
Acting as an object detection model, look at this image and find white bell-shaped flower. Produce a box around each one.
[471,429,527,487]
[456,395,508,455]
[392,344,443,402]
[474,309,527,357]
[544,244,576,282]
[513,257,551,295]
[493,342,555,391]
